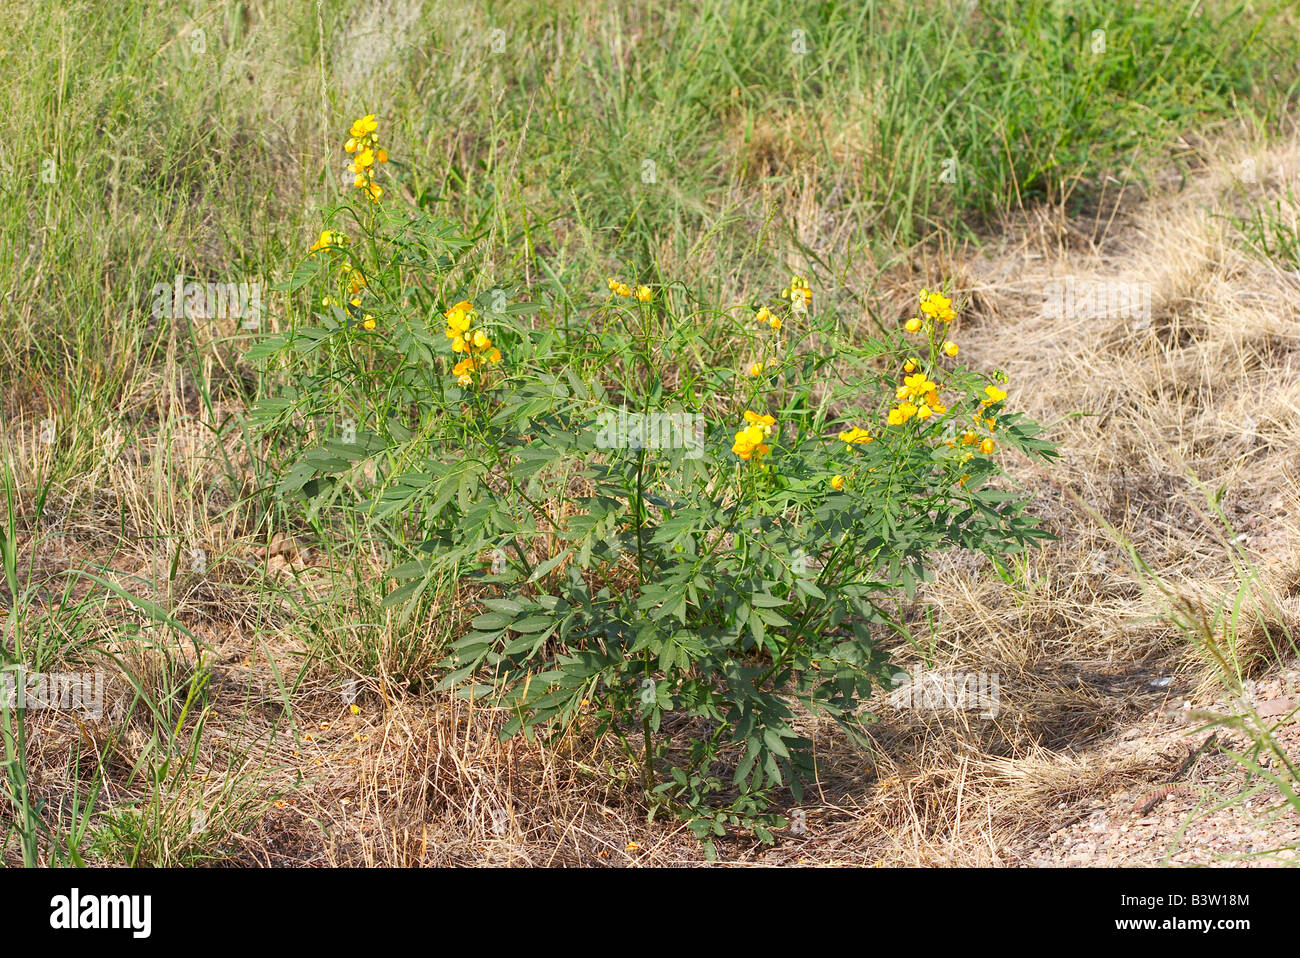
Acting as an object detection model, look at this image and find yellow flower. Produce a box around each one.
[615,283,631,297]
[961,430,978,446]
[635,286,653,302]
[901,372,938,402]
[349,704,361,715]
[445,302,476,352]
[349,114,378,139]
[446,302,474,325]
[836,427,873,445]
[733,412,776,461]
[943,341,958,357]
[830,474,845,490]
[981,384,1007,405]
[362,315,376,330]
[980,438,995,454]
[309,229,347,254]
[732,424,771,460]
[342,116,385,201]
[453,356,478,386]
[785,275,812,311]
[445,301,473,333]
[916,404,933,420]
[748,362,764,377]
[904,317,922,333]
[888,402,918,426]
[903,359,917,373]
[443,301,503,379]
[919,289,956,322]
[626,841,640,852]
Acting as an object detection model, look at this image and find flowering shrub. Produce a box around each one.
[250,117,1057,854]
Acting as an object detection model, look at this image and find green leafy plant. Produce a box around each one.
[250,115,1057,856]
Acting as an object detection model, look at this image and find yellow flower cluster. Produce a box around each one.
[982,384,1007,405]
[891,289,986,429]
[444,300,501,386]
[919,289,956,322]
[905,288,957,334]
[755,306,781,331]
[903,293,959,359]
[607,278,652,302]
[309,229,374,327]
[947,384,1008,457]
[782,275,812,313]
[344,114,387,203]
[973,385,1008,454]
[732,410,776,461]
[826,427,874,489]
[746,301,787,377]
[747,278,807,378]
[956,429,996,455]
[889,371,947,425]
[309,229,347,256]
